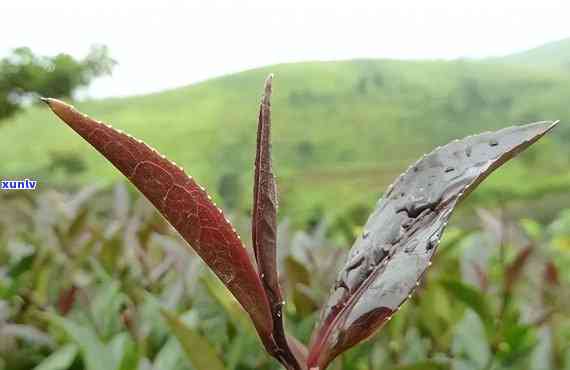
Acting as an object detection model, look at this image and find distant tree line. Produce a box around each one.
[0,45,116,121]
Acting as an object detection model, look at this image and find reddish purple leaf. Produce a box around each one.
[253,74,281,304]
[57,285,79,316]
[42,98,274,344]
[505,245,533,293]
[252,75,300,369]
[307,121,559,370]
[544,261,559,286]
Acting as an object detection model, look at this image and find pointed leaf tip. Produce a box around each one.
[263,74,273,102]
[252,76,300,369]
[308,120,558,369]
[253,77,279,301]
[265,73,274,87]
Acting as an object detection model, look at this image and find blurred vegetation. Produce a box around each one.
[1,50,569,224]
[0,45,115,120]
[490,37,570,69]
[0,186,569,370]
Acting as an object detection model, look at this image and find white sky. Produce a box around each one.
[2,0,569,98]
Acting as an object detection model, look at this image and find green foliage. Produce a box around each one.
[0,187,569,370]
[217,173,243,210]
[0,45,115,121]
[47,315,117,370]
[161,309,227,370]
[1,57,569,223]
[490,37,570,69]
[47,151,88,176]
[33,344,79,370]
[440,280,494,336]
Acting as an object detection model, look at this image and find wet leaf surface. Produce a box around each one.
[42,98,274,345]
[307,121,559,369]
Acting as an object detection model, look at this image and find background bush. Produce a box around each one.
[0,186,568,370]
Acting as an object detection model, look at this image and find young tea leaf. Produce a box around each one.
[41,98,274,346]
[252,75,300,369]
[252,74,280,303]
[307,121,559,370]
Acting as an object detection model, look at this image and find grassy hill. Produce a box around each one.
[492,37,570,68]
[1,58,569,223]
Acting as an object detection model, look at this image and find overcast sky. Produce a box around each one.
[2,0,569,98]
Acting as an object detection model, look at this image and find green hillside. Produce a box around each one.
[1,58,569,222]
[492,37,570,68]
